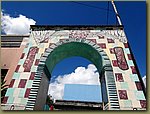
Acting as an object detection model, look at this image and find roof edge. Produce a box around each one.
[30,25,124,31]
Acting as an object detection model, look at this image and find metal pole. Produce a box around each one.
[111,0,122,25]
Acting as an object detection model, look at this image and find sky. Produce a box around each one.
[49,62,100,100]
[50,57,92,83]
[1,1,146,100]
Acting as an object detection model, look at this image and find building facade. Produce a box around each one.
[1,25,146,110]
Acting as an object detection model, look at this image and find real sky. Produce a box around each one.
[1,1,146,77]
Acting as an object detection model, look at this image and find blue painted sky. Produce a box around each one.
[2,1,146,77]
[63,84,102,102]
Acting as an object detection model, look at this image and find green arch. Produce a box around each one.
[26,39,120,110]
[45,42,103,76]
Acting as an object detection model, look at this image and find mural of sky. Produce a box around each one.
[63,84,102,103]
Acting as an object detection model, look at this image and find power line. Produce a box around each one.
[71,1,120,25]
[72,1,114,13]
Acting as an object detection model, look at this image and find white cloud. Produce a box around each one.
[48,64,100,100]
[1,11,36,35]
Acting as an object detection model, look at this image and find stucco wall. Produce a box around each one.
[1,36,29,86]
[1,47,25,85]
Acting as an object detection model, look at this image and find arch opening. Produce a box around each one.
[45,42,103,78]
[44,42,104,110]
[50,56,93,83]
[48,56,102,103]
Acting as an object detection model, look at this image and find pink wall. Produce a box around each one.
[1,46,25,85]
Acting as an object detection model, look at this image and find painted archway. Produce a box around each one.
[25,38,120,110]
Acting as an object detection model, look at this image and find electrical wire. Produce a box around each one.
[72,1,114,13]
[71,1,119,25]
